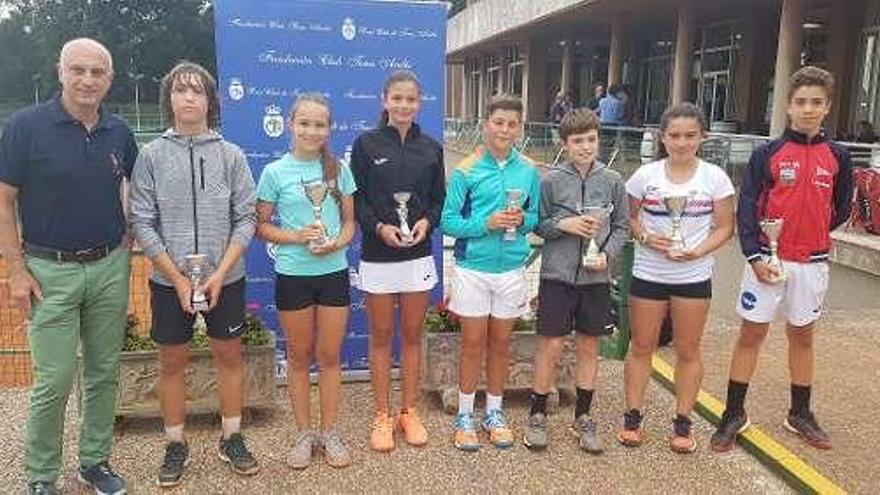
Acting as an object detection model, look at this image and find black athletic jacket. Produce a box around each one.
[351,123,445,262]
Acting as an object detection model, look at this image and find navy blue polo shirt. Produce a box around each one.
[0,95,138,251]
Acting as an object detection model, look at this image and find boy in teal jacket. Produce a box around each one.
[441,94,541,451]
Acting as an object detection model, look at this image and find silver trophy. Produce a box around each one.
[663,194,690,257]
[503,188,524,241]
[184,253,211,313]
[760,218,786,283]
[578,204,614,269]
[393,191,414,245]
[302,179,331,251]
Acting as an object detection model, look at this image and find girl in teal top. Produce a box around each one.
[255,93,356,468]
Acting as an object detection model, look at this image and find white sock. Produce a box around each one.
[221,415,241,439]
[486,393,503,413]
[165,424,184,443]
[458,391,475,415]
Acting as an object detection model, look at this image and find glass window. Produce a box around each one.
[508,62,523,97]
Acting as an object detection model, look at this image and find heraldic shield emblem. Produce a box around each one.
[263,105,284,139]
[341,17,356,41]
[228,78,245,101]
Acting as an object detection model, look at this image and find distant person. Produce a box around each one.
[619,84,639,126]
[855,120,877,143]
[598,85,625,126]
[585,83,606,112]
[549,91,569,125]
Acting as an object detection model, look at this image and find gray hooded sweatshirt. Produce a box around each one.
[536,160,630,285]
[129,129,257,286]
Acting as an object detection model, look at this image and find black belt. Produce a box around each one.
[23,241,119,263]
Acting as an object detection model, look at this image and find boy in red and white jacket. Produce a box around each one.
[711,66,853,452]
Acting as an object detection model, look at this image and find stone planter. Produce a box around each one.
[423,332,577,414]
[113,340,276,418]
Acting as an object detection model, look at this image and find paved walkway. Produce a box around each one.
[1,367,789,494]
[661,242,880,493]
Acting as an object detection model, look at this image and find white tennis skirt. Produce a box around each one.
[358,255,438,294]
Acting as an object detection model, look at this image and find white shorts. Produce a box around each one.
[448,266,528,319]
[358,256,438,294]
[735,261,829,326]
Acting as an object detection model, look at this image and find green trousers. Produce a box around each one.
[24,247,130,483]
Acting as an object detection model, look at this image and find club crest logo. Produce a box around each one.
[341,17,356,41]
[263,104,284,139]
[228,78,245,101]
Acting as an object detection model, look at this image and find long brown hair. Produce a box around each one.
[159,61,220,129]
[288,92,341,203]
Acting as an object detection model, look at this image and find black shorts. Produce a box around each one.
[629,277,712,301]
[275,270,350,311]
[150,278,246,345]
[537,280,613,337]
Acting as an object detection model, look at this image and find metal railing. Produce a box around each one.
[444,118,880,185]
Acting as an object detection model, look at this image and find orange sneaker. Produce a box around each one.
[670,415,697,454]
[397,409,428,447]
[617,410,646,447]
[370,412,395,452]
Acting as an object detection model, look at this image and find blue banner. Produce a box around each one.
[214,0,447,375]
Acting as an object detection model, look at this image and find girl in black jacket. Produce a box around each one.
[351,70,445,452]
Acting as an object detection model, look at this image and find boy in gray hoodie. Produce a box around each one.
[129,62,258,487]
[523,108,629,452]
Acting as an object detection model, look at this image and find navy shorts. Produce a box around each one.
[537,280,613,337]
[275,270,350,311]
[629,277,712,301]
[150,278,246,345]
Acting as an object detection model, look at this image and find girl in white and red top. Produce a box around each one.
[620,102,735,453]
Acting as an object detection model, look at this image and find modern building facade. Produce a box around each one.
[445,0,880,138]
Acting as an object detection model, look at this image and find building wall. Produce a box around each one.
[447,0,590,55]
[448,0,870,135]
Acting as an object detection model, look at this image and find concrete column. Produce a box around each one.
[561,40,573,94]
[525,39,548,122]
[770,0,806,136]
[607,12,629,87]
[825,0,860,135]
[447,63,465,118]
[671,0,695,104]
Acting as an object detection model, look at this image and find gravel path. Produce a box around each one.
[1,360,789,494]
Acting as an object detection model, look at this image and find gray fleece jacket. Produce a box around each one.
[536,160,630,285]
[129,129,257,286]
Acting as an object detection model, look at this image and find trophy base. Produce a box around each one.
[308,238,332,252]
[192,294,210,313]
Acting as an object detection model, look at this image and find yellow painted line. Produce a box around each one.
[651,355,847,495]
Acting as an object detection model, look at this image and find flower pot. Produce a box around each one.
[111,339,276,418]
[422,331,576,414]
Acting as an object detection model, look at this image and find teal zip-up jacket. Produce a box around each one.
[441,148,541,273]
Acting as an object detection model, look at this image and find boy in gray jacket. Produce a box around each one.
[523,109,629,452]
[129,62,258,487]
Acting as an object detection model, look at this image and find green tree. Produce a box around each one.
[0,0,215,107]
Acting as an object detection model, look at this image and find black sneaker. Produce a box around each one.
[27,481,58,495]
[78,461,126,495]
[218,433,260,475]
[784,411,831,450]
[710,410,750,452]
[157,441,190,488]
